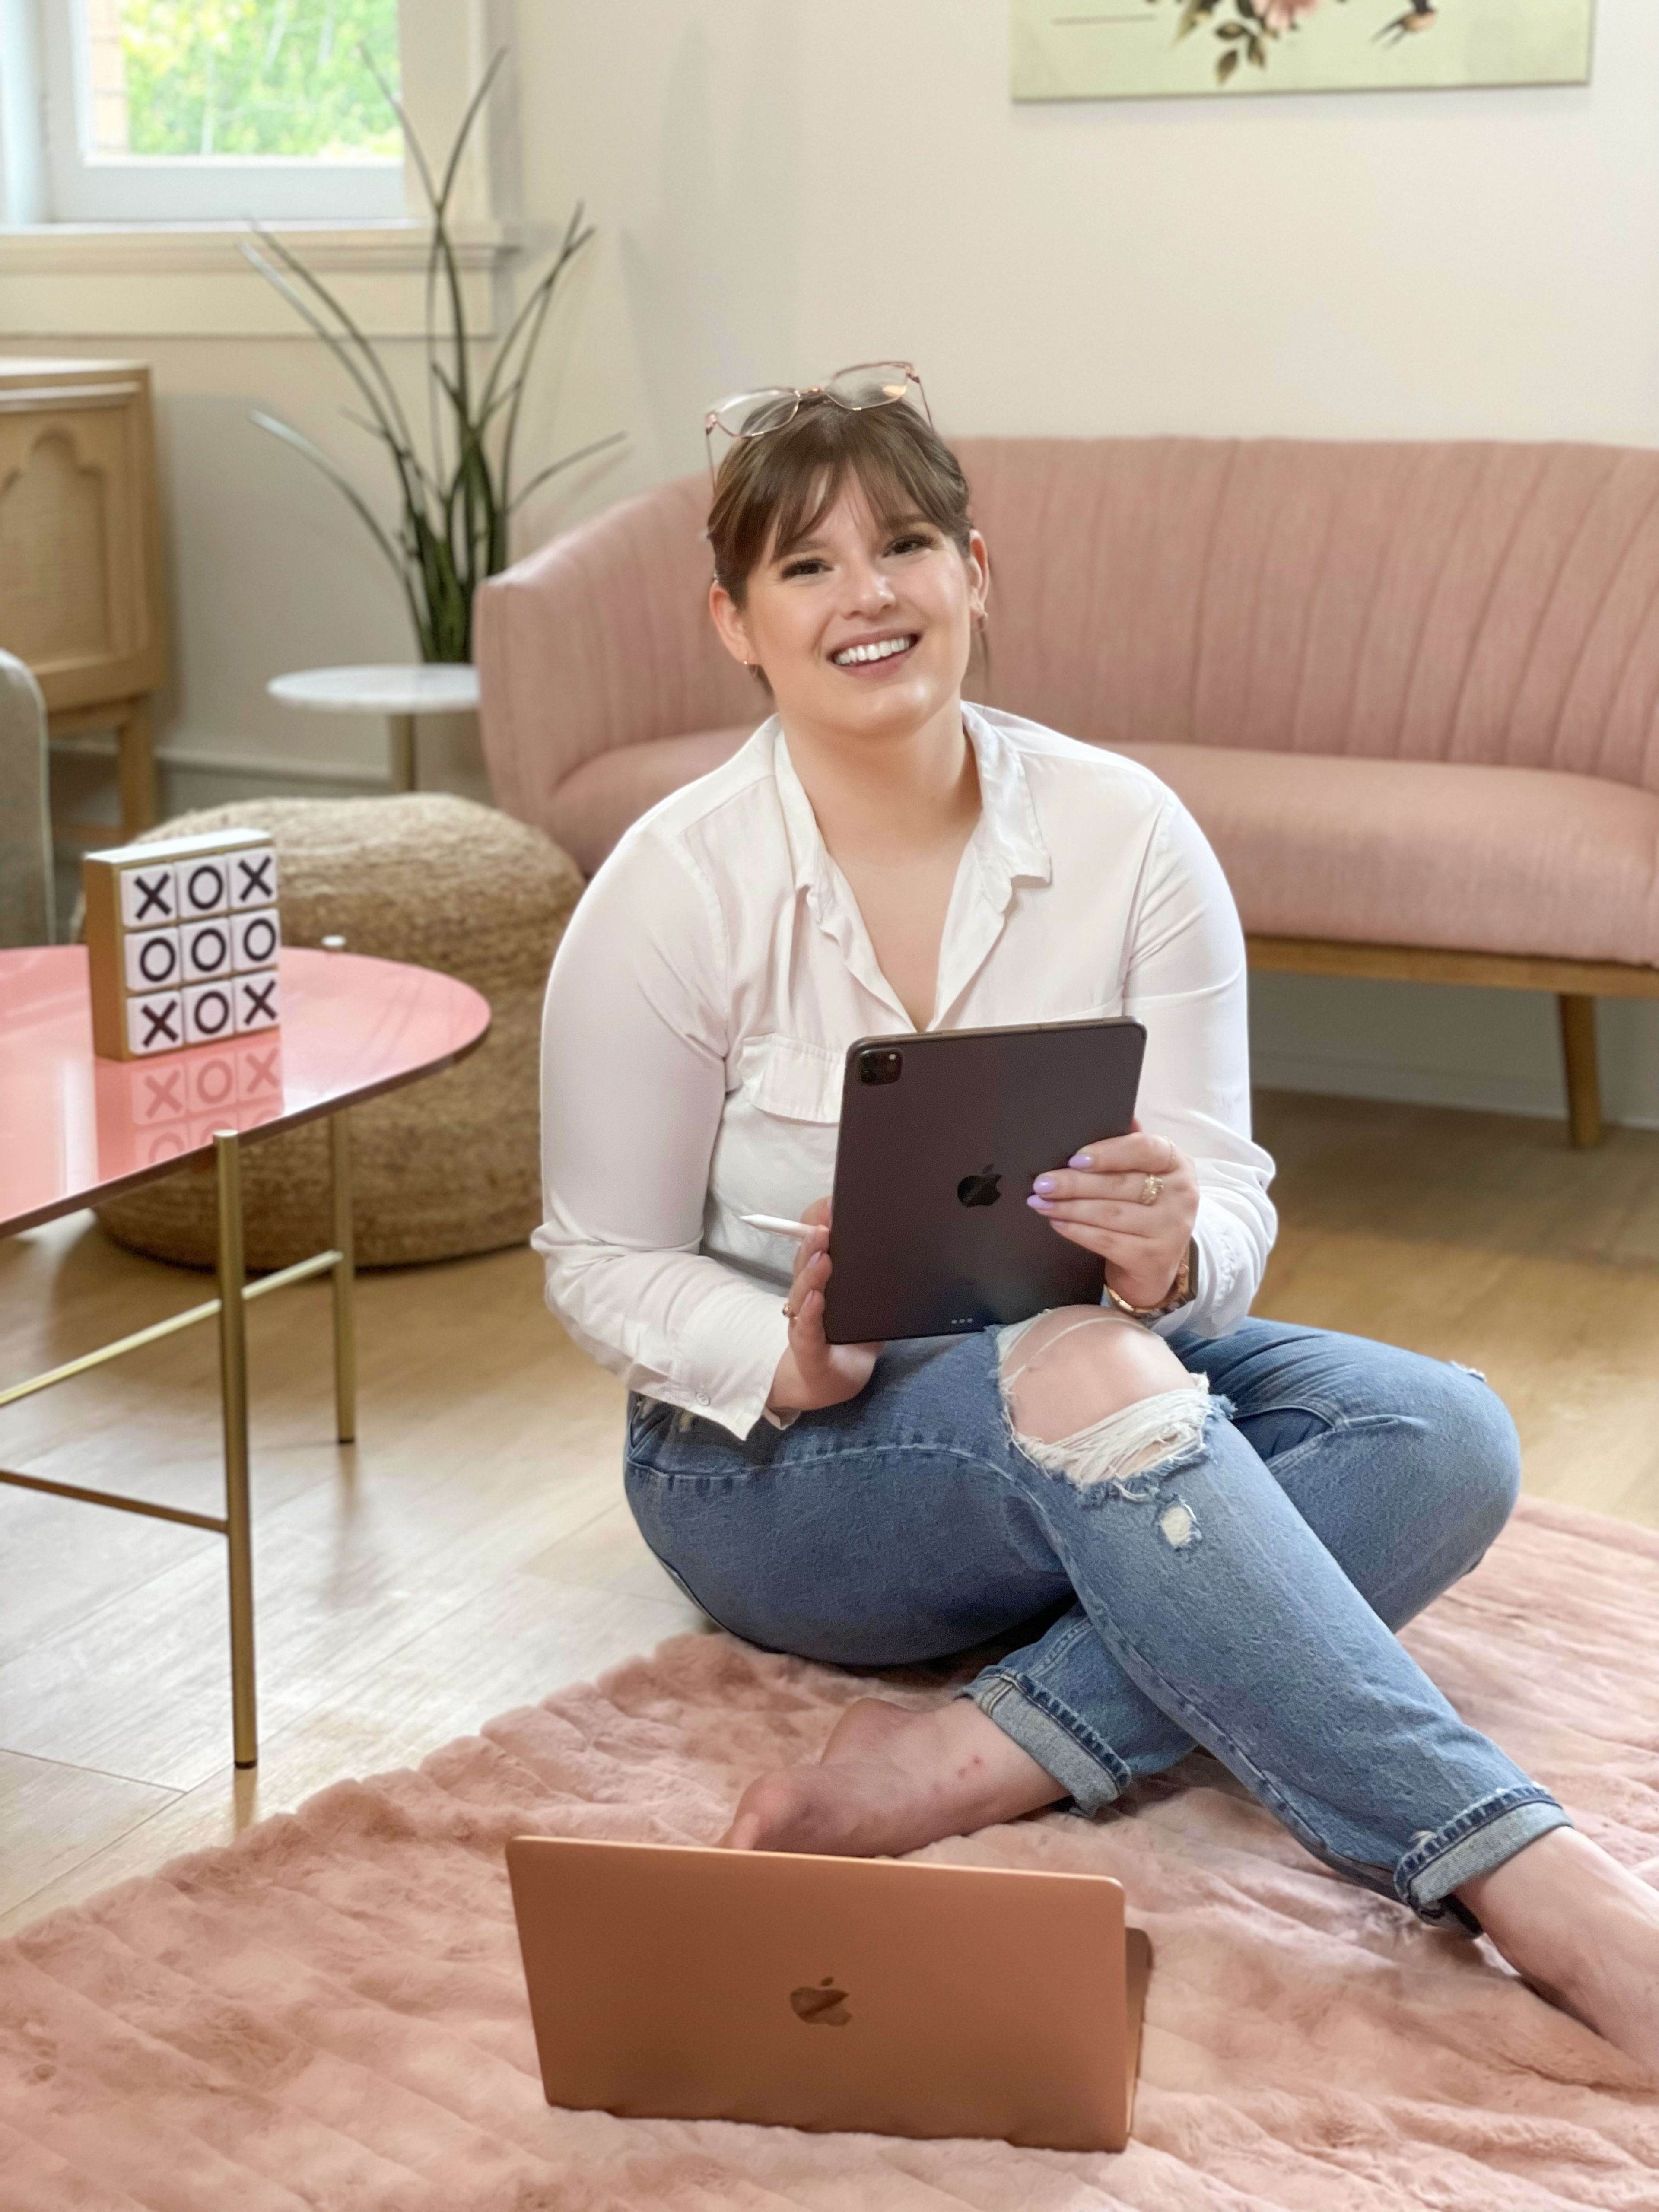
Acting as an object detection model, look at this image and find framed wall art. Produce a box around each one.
[1011,1,1595,102]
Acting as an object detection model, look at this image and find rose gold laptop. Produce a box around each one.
[506,1836,1151,2152]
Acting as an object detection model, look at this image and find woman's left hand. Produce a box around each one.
[1027,1121,1199,1313]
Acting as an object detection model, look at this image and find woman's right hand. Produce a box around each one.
[766,1198,883,1414]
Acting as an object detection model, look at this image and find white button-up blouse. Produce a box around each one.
[535,704,1276,1439]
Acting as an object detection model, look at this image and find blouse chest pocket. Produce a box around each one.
[733,1034,844,1126]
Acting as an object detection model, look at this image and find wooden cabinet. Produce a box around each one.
[0,358,167,839]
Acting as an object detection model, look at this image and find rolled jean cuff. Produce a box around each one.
[966,1669,1131,1814]
[1399,1789,1572,1927]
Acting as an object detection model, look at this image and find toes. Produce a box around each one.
[724,1769,805,1852]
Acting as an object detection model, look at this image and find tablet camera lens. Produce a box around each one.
[859,1048,903,1086]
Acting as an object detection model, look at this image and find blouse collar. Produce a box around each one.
[766,702,1052,915]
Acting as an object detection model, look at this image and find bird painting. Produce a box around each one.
[1375,1,1438,45]
[1172,0,1445,84]
[1012,0,1595,102]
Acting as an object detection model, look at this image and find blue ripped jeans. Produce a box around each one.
[623,1318,1568,1926]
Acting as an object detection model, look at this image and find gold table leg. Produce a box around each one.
[214,1131,258,1769]
[330,1110,357,1444]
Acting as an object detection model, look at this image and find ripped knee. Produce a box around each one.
[998,1306,1195,1443]
[997,1305,1210,1508]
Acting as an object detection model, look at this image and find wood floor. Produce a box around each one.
[3,1088,1656,1936]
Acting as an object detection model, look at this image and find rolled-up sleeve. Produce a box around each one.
[534,832,791,1439]
[1122,799,1277,1338]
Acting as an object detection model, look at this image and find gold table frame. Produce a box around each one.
[0,1116,356,1770]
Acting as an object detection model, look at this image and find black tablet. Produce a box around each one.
[821,1017,1147,1345]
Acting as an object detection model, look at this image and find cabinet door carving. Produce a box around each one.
[0,362,165,716]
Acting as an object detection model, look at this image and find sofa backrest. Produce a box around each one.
[476,436,1659,820]
[960,437,1659,794]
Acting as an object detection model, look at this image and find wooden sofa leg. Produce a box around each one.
[1558,994,1602,1148]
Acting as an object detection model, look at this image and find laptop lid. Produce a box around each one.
[507,1836,1149,2153]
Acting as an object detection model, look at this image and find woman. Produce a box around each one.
[537,368,1659,2072]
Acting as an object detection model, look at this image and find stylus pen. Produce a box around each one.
[740,1212,819,1239]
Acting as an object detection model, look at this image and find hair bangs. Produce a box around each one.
[708,392,973,605]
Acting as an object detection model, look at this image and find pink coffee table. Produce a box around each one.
[0,944,491,1767]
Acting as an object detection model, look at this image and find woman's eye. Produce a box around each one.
[779,557,827,579]
[888,534,933,556]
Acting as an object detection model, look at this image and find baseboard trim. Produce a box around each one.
[1253,1049,1659,1133]
[160,744,387,789]
[54,729,392,790]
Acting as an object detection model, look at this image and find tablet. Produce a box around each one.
[821,1017,1146,1345]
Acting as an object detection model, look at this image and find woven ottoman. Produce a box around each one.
[93,795,582,1270]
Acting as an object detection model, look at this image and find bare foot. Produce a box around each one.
[818,1697,916,1765]
[1459,1827,1659,2079]
[722,1696,1065,1855]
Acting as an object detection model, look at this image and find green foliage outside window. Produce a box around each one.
[116,0,401,160]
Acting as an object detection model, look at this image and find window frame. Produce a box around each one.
[38,0,407,225]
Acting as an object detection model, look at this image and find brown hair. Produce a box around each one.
[707,393,975,607]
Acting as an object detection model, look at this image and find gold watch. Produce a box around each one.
[1103,1239,1197,1322]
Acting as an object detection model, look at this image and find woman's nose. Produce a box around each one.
[845,561,896,610]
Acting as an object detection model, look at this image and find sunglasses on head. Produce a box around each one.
[703,361,931,484]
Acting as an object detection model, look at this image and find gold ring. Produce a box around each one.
[1139,1174,1162,1207]
[782,1301,795,1318]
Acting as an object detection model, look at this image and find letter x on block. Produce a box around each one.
[141,1000,182,1050]
[236,852,276,903]
[132,870,173,923]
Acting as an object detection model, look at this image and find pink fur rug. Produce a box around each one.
[3,1495,1658,2209]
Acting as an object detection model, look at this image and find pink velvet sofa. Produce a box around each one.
[477,437,1659,1146]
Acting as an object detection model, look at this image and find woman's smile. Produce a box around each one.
[829,628,920,674]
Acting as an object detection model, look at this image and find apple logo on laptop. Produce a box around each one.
[957,1163,1001,1209]
[789,1975,852,2027]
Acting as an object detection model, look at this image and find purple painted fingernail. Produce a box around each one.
[1027,1194,1052,1212]
[1068,1153,1093,1170]
[1033,1174,1057,1194]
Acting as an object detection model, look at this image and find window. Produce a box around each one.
[39,0,405,223]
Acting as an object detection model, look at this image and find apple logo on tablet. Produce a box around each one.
[790,1977,852,2026]
[957,1164,1002,1208]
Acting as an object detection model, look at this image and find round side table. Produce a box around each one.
[267,664,481,793]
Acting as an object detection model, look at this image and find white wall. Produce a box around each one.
[10,0,1659,1122]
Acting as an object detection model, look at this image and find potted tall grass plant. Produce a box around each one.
[242,50,618,662]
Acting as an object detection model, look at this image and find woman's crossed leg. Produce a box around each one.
[676,1313,1659,2075]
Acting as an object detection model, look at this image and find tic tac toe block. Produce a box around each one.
[183,979,238,1046]
[232,909,280,972]
[180,916,234,983]
[235,970,281,1033]
[123,926,181,995]
[119,861,178,930]
[126,992,184,1057]
[84,827,281,1060]
[230,846,279,910]
[176,853,231,920]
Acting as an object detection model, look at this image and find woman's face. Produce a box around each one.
[709,481,988,744]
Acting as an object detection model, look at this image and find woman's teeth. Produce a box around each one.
[833,635,915,667]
